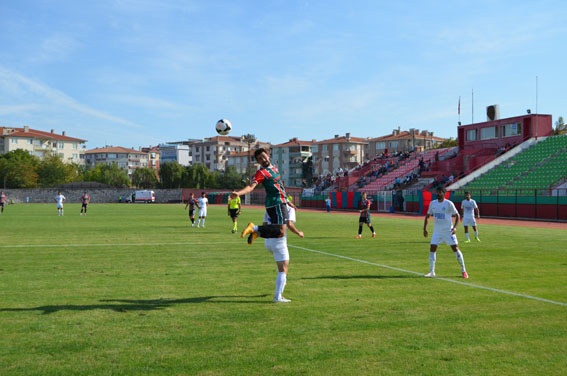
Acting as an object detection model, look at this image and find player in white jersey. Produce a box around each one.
[461,191,480,243]
[263,196,304,303]
[55,191,66,216]
[423,187,468,279]
[195,192,208,228]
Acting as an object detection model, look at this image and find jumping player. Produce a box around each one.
[355,192,376,238]
[461,191,480,242]
[55,191,66,216]
[423,187,468,279]
[227,192,241,233]
[264,201,304,303]
[184,193,197,227]
[80,191,90,215]
[195,192,208,228]
[231,148,294,245]
[0,191,6,214]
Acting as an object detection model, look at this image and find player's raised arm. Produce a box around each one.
[231,181,258,199]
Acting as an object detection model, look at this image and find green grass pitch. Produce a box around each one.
[0,203,565,375]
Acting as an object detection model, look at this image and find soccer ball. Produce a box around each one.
[215,119,232,135]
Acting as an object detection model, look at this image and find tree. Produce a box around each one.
[434,137,458,149]
[132,167,158,189]
[83,163,130,187]
[554,116,566,135]
[37,155,79,187]
[183,163,214,189]
[159,161,185,188]
[0,149,39,188]
[214,166,245,189]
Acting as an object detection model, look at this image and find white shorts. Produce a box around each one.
[265,238,289,262]
[463,216,477,227]
[431,231,458,246]
[198,209,207,217]
[57,204,64,209]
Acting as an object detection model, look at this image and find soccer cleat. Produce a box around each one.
[372,232,376,238]
[424,272,436,278]
[241,222,256,238]
[247,232,258,245]
[231,230,236,234]
[273,296,291,303]
[462,271,469,279]
[475,237,481,242]
[355,235,362,239]
[465,239,471,243]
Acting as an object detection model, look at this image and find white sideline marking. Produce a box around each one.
[289,244,567,307]
[0,241,236,248]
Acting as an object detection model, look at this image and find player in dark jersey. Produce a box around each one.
[80,191,90,215]
[356,192,376,238]
[231,148,296,245]
[184,193,197,227]
[0,191,6,214]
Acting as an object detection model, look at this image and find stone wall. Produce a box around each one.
[4,189,183,204]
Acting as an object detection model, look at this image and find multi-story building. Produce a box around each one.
[226,151,257,174]
[270,138,315,187]
[84,146,149,177]
[0,126,86,163]
[140,145,160,175]
[159,143,192,166]
[368,127,446,156]
[312,133,368,176]
[190,135,270,171]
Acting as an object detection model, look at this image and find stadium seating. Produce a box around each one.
[460,135,567,194]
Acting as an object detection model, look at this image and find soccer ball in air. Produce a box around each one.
[215,119,232,135]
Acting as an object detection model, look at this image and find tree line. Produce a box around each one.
[0,150,248,190]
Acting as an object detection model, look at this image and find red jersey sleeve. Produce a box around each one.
[252,169,265,185]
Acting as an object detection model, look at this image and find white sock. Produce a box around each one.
[197,219,201,226]
[474,230,479,238]
[465,233,470,240]
[202,218,205,226]
[275,272,287,299]
[253,225,259,232]
[455,250,466,272]
[429,252,436,274]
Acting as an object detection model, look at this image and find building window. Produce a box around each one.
[333,144,339,151]
[501,123,522,137]
[389,141,398,148]
[27,138,33,145]
[73,143,78,150]
[58,142,64,149]
[376,142,386,149]
[72,154,78,159]
[322,145,328,152]
[480,126,498,140]
[35,139,42,146]
[11,138,17,144]
[206,146,210,152]
[467,129,477,141]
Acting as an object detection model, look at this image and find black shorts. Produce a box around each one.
[359,215,371,225]
[0,202,4,207]
[82,203,88,208]
[189,208,195,217]
[229,208,240,218]
[266,203,289,225]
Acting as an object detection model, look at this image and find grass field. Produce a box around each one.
[1,203,566,375]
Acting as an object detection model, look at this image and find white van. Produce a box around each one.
[132,190,155,203]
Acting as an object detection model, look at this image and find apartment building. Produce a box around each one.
[312,133,368,176]
[226,151,257,174]
[190,135,270,171]
[0,126,86,163]
[84,146,149,177]
[140,145,160,174]
[270,138,314,187]
[368,127,446,156]
[159,143,192,166]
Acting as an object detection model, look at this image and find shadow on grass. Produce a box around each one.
[0,294,270,315]
[301,275,419,280]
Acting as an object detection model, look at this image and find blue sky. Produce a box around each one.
[1,0,566,149]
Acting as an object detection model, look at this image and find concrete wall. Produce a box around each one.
[4,189,182,204]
